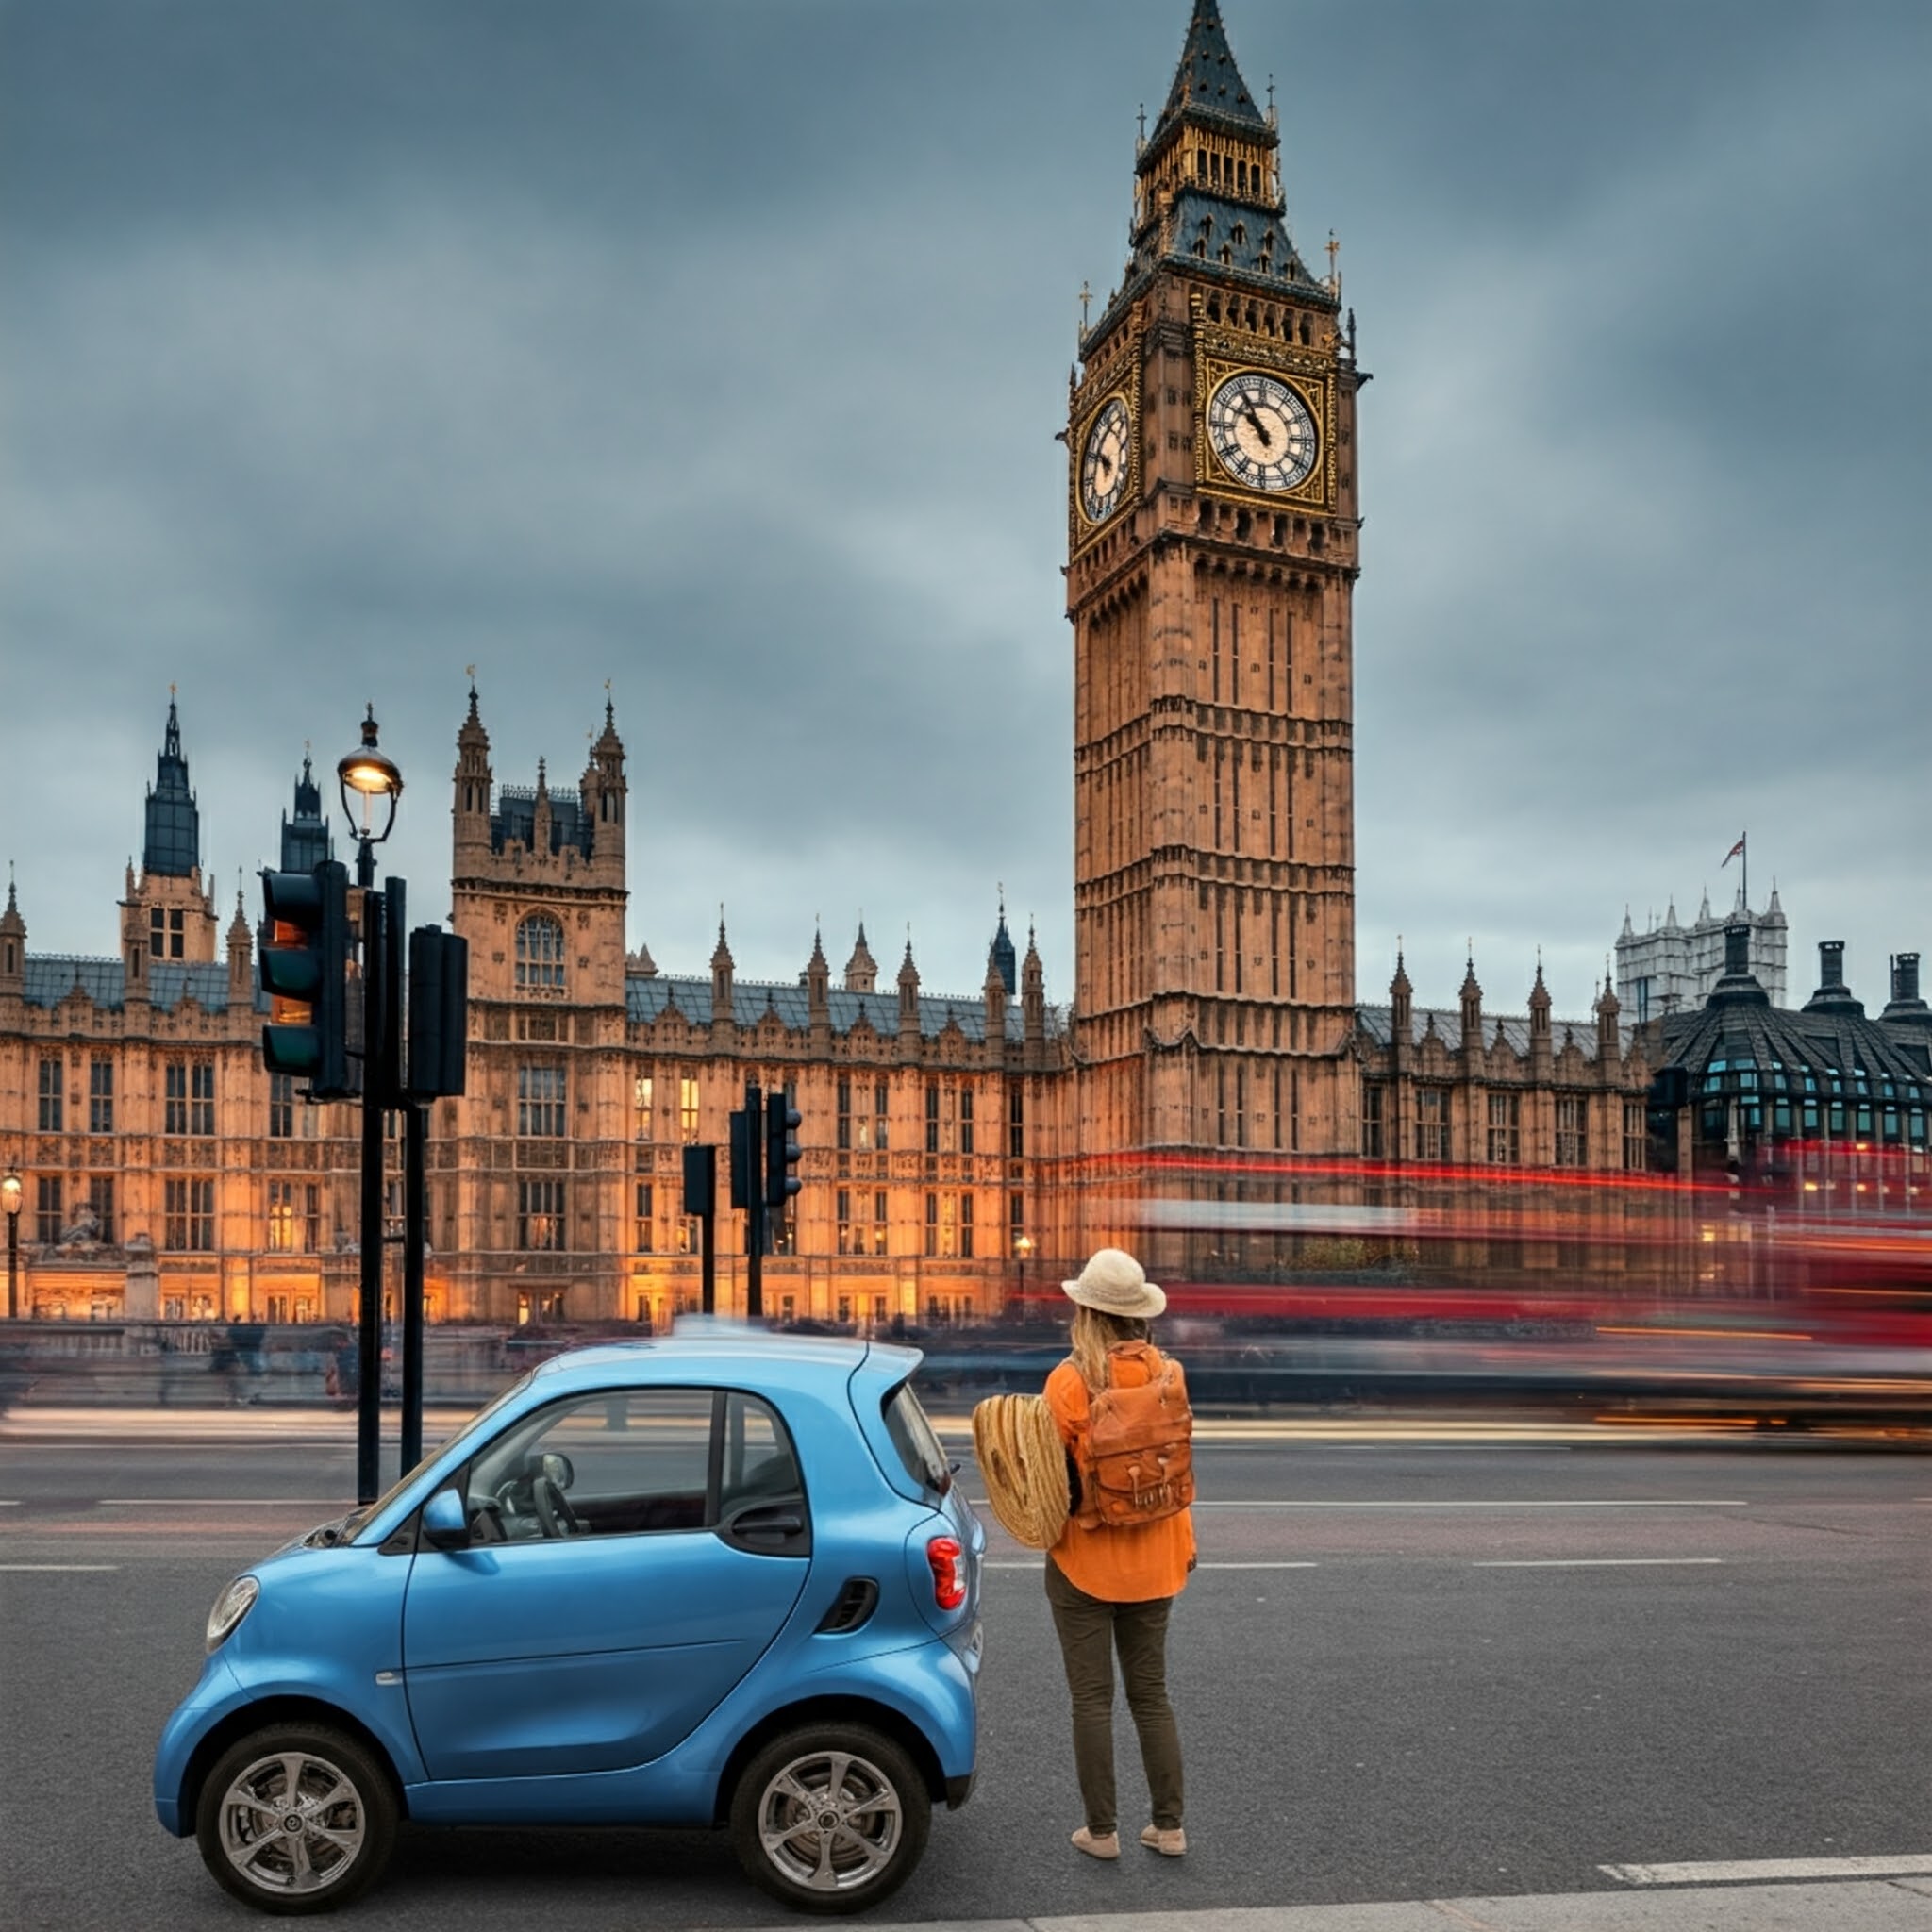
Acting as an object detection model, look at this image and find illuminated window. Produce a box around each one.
[267,1180,297,1253]
[634,1181,655,1253]
[515,913,566,992]
[680,1077,701,1143]
[633,1073,655,1141]
[518,1178,566,1251]
[873,1190,889,1256]
[836,1188,855,1256]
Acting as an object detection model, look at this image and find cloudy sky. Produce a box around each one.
[3,0,1927,1025]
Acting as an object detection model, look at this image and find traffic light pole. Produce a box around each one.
[355,887,386,1506]
[743,1080,766,1319]
[401,1096,426,1474]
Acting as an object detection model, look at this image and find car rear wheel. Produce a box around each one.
[730,1724,930,1913]
[194,1723,396,1915]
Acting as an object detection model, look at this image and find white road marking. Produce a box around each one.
[984,1560,1317,1571]
[97,1498,343,1507]
[0,1500,19,1506]
[1474,1558,1724,1568]
[1191,1498,1750,1508]
[1603,1854,1932,1884]
[0,1563,120,1573]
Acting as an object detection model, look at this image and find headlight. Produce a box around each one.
[206,1574,259,1652]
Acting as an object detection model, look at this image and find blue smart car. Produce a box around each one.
[155,1332,983,1915]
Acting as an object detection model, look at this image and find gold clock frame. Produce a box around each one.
[1190,291,1339,513]
[1068,325,1141,558]
[1074,391,1133,530]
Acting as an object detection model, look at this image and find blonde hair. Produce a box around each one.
[1068,1304,1151,1391]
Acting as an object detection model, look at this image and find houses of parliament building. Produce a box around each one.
[23,2,1905,1332]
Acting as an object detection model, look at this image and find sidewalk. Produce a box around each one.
[758,1874,1932,1932]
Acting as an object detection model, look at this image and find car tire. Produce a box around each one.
[729,1723,931,1914]
[193,1723,397,1915]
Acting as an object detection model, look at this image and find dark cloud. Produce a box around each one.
[2,0,1925,1024]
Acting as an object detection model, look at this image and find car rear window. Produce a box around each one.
[881,1382,951,1496]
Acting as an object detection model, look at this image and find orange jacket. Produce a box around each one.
[1044,1343,1196,1603]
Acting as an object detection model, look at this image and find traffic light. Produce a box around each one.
[406,926,469,1099]
[682,1143,716,1218]
[765,1090,803,1208]
[729,1105,759,1210]
[260,860,353,1099]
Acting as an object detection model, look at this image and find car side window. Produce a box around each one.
[718,1391,804,1518]
[468,1388,715,1541]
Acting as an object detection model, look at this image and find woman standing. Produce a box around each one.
[1043,1248,1194,1861]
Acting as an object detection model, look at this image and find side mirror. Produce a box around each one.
[422,1488,471,1552]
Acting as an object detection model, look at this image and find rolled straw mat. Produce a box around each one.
[971,1393,1070,1550]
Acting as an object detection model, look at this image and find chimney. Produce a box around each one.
[1724,923,1751,978]
[1892,952,1921,1006]
[1818,940,1844,989]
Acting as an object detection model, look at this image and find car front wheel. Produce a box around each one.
[193,1723,396,1914]
[730,1724,930,1913]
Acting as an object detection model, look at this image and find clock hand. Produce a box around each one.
[1242,406,1274,450]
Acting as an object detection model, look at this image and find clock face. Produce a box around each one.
[1079,395,1131,523]
[1207,372,1318,492]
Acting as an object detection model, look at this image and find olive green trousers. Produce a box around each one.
[1044,1557,1184,1835]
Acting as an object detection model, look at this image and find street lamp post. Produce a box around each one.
[338,707,404,1502]
[1014,1232,1034,1320]
[2,1169,22,1320]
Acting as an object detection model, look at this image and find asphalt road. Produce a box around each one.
[4,1415,1928,1931]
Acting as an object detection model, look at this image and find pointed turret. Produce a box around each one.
[1458,952,1483,1058]
[280,757,333,874]
[453,679,495,878]
[226,890,254,998]
[1023,922,1046,1054]
[991,895,1017,996]
[582,691,627,881]
[807,928,831,1038]
[1150,0,1269,143]
[844,922,878,994]
[983,928,1009,1064]
[897,936,921,1051]
[1389,948,1412,1047]
[0,874,24,995]
[1596,973,1623,1070]
[1528,958,1553,1076]
[711,918,735,1025]
[142,694,200,878]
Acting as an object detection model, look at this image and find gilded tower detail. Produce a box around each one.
[1068,0,1365,1265]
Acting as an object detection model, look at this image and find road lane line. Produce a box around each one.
[1191,1498,1750,1508]
[984,1560,1318,1571]
[1603,1855,1932,1884]
[1474,1558,1724,1568]
[0,1563,120,1573]
[97,1498,345,1507]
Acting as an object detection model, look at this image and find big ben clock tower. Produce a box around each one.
[1068,0,1364,1265]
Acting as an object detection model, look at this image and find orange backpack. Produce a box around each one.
[1074,1342,1195,1529]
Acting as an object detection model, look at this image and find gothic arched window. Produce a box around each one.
[516,913,566,993]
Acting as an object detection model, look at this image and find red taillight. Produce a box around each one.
[926,1535,966,1610]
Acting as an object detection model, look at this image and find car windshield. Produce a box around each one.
[881,1380,952,1496]
[337,1371,537,1543]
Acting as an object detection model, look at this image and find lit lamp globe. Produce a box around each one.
[0,1173,21,1223]
[337,705,404,886]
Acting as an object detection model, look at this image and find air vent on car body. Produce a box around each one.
[815,1576,880,1634]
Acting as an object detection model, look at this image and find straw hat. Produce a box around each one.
[1062,1247,1166,1319]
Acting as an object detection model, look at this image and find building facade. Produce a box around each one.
[1616,890,1789,1020]
[7,4,1912,1329]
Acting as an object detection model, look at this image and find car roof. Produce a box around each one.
[524,1325,922,1395]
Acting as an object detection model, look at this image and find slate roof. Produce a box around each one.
[1150,0,1270,143]
[1657,979,1932,1096]
[21,958,261,1015]
[494,787,594,860]
[625,974,1049,1045]
[1356,1004,1633,1062]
